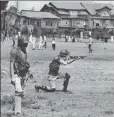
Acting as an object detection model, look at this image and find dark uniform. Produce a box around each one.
[10,23,30,95]
[35,49,76,92]
[104,35,108,49]
[10,44,30,96]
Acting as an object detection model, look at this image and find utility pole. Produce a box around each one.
[16,1,18,10]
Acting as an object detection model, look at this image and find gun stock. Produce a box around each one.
[70,56,86,60]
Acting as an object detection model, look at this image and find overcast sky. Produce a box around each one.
[7,1,114,11]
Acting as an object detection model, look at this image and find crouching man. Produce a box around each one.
[10,35,31,115]
[35,49,86,92]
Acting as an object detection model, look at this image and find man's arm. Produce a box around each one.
[67,56,86,64]
[59,58,68,65]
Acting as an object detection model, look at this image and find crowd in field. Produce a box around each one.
[1,20,114,52]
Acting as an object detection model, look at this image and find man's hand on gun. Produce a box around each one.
[70,56,86,60]
[68,56,86,64]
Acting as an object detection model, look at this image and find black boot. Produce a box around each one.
[62,73,70,92]
[35,85,47,92]
[35,85,55,92]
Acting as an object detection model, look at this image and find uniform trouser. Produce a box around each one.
[88,44,92,53]
[111,36,114,42]
[104,42,107,49]
[47,73,70,91]
[44,42,47,49]
[32,40,36,49]
[12,74,25,95]
[38,43,43,49]
[52,44,56,50]
[12,74,26,115]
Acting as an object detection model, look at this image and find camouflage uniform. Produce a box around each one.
[10,22,30,96]
[35,49,73,92]
[10,43,30,96]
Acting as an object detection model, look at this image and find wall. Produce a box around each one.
[41,19,58,28]
[72,19,85,28]
[59,19,71,27]
[97,7,110,16]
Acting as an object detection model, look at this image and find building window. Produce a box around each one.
[101,11,109,16]
[46,21,48,26]
[96,23,99,26]
[66,21,67,24]
[51,22,52,26]
[30,20,34,25]
[28,20,29,25]
[37,22,39,27]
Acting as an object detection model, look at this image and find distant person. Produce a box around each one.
[52,35,56,50]
[110,30,114,42]
[43,34,47,49]
[65,35,68,42]
[32,25,39,50]
[29,34,36,50]
[104,34,108,50]
[38,34,43,50]
[72,36,75,42]
[68,35,71,42]
[88,30,91,37]
[101,36,104,41]
[88,35,93,53]
[12,32,16,47]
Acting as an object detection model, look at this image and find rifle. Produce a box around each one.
[67,55,86,64]
[70,56,86,60]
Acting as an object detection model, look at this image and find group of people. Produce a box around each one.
[29,33,47,50]
[87,33,110,53]
[29,34,56,50]
[9,20,87,115]
[65,35,75,42]
[7,19,113,116]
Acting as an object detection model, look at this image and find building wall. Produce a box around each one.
[59,19,71,27]
[72,19,85,28]
[96,7,111,16]
[41,19,58,28]
[102,20,114,28]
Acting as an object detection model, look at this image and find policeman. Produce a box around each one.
[10,21,30,115]
[35,49,84,92]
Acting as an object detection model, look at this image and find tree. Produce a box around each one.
[1,1,9,10]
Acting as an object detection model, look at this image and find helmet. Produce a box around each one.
[59,49,70,57]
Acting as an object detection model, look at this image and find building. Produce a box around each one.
[81,2,114,29]
[20,10,59,31]
[41,2,89,31]
[41,2,114,31]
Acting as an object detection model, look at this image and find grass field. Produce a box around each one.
[1,39,114,117]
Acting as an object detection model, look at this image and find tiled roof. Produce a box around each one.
[50,2,85,10]
[81,2,113,15]
[81,3,96,15]
[42,4,70,15]
[94,3,113,10]
[61,15,85,19]
[21,10,59,19]
[58,10,70,15]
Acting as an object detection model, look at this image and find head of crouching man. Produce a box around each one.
[59,49,70,61]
